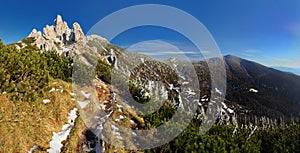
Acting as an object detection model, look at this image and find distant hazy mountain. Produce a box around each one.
[271,66,300,76]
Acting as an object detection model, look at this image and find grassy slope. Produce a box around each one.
[0,79,76,152]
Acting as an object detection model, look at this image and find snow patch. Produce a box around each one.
[28,145,39,153]
[130,120,136,125]
[81,91,90,98]
[111,124,119,131]
[169,84,181,93]
[49,88,56,93]
[132,131,137,137]
[43,99,51,104]
[247,126,258,139]
[115,115,125,122]
[227,108,234,114]
[116,104,123,112]
[182,81,189,85]
[47,108,78,153]
[215,88,222,95]
[77,100,89,109]
[186,89,196,96]
[249,88,259,93]
[201,98,209,102]
[221,102,228,109]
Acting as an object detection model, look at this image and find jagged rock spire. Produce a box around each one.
[71,22,84,42]
[27,14,85,53]
[54,14,70,36]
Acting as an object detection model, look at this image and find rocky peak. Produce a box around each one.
[28,29,42,38]
[54,15,63,26]
[25,14,85,54]
[71,22,84,42]
[20,14,112,67]
[54,15,71,36]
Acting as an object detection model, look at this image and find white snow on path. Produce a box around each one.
[81,90,90,98]
[77,100,89,109]
[215,88,223,95]
[47,108,78,153]
[186,88,196,96]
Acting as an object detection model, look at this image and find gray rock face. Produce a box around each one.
[23,14,112,66]
[27,15,85,54]
[72,22,85,42]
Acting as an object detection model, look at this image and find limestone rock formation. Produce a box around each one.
[71,22,85,42]
[20,14,113,66]
[26,15,85,55]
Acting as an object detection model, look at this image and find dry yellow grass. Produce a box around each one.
[0,78,148,152]
[0,79,76,152]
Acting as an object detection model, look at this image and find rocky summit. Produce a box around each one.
[24,15,85,55]
[17,15,115,67]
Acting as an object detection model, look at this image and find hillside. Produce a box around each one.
[0,15,300,152]
[224,55,300,118]
[194,55,300,124]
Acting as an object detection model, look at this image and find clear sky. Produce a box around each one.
[0,0,299,69]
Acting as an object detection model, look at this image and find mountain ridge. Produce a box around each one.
[19,14,300,121]
[2,14,300,152]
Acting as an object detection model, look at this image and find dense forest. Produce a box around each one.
[146,120,300,153]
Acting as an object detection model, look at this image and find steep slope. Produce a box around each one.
[226,55,300,117]
[194,55,300,125]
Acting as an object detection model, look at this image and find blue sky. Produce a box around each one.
[0,0,300,69]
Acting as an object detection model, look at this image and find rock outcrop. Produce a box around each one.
[27,15,85,54]
[20,14,114,66]
[71,22,85,42]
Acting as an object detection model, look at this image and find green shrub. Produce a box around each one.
[0,39,72,102]
[95,59,112,84]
